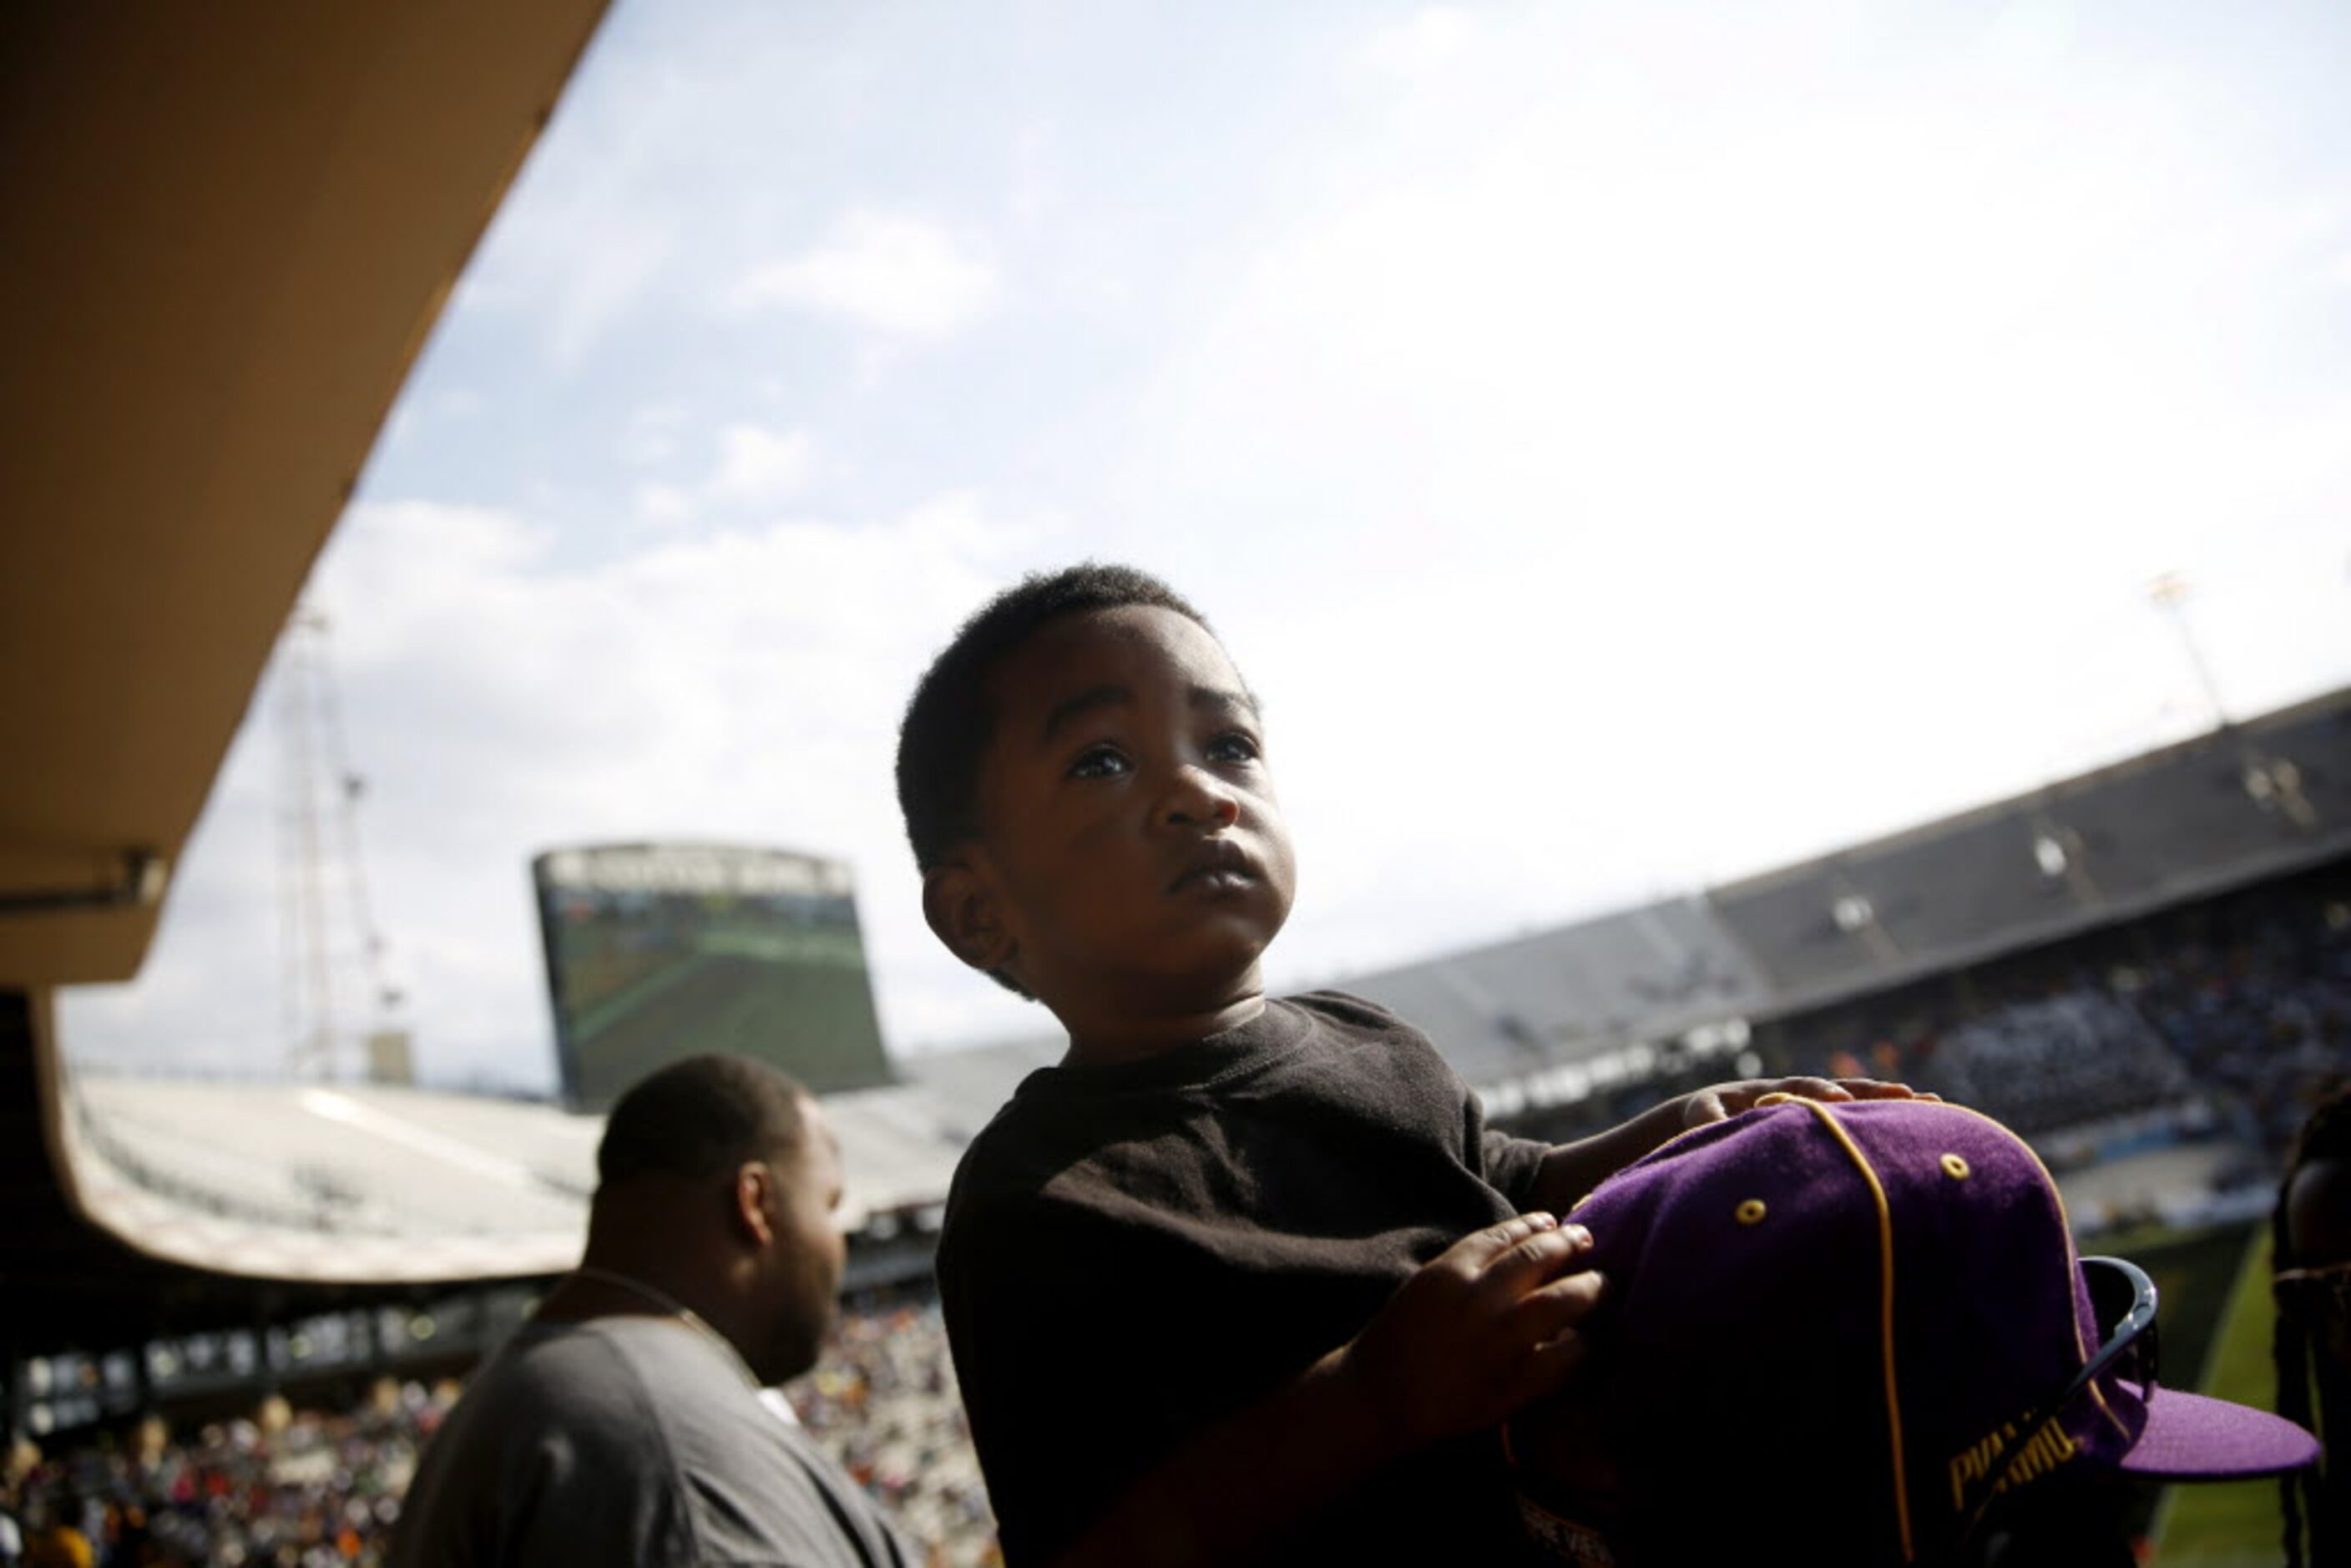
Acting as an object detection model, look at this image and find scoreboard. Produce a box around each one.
[533,843,893,1110]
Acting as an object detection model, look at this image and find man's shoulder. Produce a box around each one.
[422,1322,660,1455]
[400,1320,905,1568]
[463,1318,751,1433]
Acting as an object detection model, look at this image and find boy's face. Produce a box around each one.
[942,604,1296,1024]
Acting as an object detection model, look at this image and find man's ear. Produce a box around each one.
[922,860,1017,976]
[733,1161,776,1246]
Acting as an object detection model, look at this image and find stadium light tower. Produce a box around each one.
[274,608,403,1083]
[2146,572,2227,730]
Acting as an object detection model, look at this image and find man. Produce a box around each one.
[390,1054,910,1567]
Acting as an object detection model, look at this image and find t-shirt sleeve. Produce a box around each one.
[1476,1126,1552,1209]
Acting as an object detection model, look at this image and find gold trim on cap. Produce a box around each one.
[1800,1100,1915,1562]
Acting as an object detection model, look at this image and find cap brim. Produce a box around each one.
[2116,1386,2320,1479]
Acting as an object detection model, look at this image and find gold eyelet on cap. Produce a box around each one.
[1941,1154,1971,1181]
[1736,1199,1767,1225]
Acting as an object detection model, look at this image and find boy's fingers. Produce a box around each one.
[1442,1211,1561,1273]
[1479,1222,1592,1289]
[1835,1079,1917,1100]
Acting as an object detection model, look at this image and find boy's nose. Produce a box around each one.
[1158,766,1241,829]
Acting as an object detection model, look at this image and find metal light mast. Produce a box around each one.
[275,607,402,1082]
[2145,572,2227,730]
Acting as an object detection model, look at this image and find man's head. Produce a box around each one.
[594,1054,846,1384]
[1509,1098,2317,1566]
[897,564,1296,1027]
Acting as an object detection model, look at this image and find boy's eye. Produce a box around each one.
[1205,731,1261,765]
[1067,745,1130,780]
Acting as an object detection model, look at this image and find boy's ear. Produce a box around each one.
[922,860,1018,976]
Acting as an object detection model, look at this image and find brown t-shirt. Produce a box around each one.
[935,991,1551,1564]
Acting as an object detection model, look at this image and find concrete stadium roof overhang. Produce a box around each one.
[0,3,611,1348]
[0,3,610,991]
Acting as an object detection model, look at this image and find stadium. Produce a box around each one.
[4,8,2348,1568]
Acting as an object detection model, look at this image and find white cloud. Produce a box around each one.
[635,483,692,527]
[622,403,690,465]
[632,419,818,526]
[707,422,815,505]
[544,218,675,368]
[734,210,998,337]
[1354,7,1480,78]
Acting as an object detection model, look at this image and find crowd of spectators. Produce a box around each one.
[2128,895,2351,1154]
[1,1388,425,1566]
[1755,875,2350,1156]
[790,1295,998,1567]
[2,1293,997,1568]
[1924,992,2195,1136]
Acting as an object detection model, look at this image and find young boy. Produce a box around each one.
[897,564,1914,1565]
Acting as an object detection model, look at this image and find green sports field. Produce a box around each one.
[2134,1220,2296,1566]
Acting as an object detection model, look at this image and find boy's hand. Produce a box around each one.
[1057,1216,1602,1568]
[1336,1212,1603,1451]
[1677,1075,1936,1130]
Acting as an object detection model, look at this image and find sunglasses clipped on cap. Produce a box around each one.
[1952,1256,2159,1545]
[2272,1261,2351,1326]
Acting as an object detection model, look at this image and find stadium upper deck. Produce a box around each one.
[1706,687,2349,1013]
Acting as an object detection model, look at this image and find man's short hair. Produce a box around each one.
[894,561,1211,874]
[597,1053,810,1188]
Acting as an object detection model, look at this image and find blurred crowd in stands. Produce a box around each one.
[1,1389,417,1567]
[0,1293,998,1568]
[1757,877,2351,1155]
[791,1297,998,1565]
[2134,893,2351,1154]
[1456,873,2351,1192]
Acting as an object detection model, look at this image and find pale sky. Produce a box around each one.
[60,0,2351,1093]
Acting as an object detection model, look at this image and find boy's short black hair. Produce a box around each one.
[894,561,1212,873]
[597,1052,809,1188]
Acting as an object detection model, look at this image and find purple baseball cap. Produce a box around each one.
[1507,1098,2317,1565]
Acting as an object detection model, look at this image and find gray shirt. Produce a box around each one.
[390,1315,912,1568]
